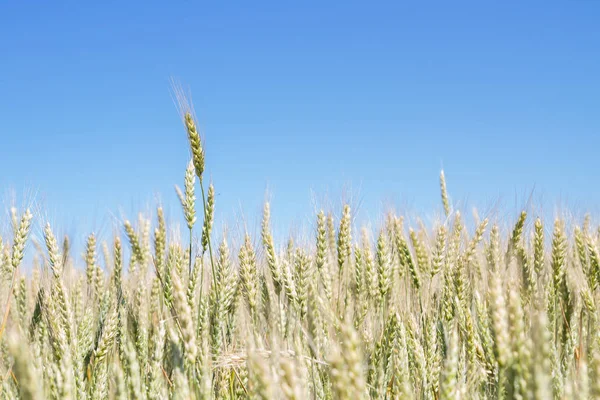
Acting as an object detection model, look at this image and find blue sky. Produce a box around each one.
[1,1,599,244]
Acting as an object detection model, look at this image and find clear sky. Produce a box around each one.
[1,1,599,244]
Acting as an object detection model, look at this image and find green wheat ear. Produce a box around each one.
[201,183,215,254]
[11,208,33,272]
[440,170,451,218]
[376,229,391,304]
[44,223,62,277]
[176,159,197,231]
[316,210,332,302]
[533,217,545,280]
[431,225,447,277]
[239,234,260,318]
[184,112,205,180]
[337,204,352,273]
[262,202,281,294]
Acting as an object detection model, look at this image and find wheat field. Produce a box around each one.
[1,108,598,399]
